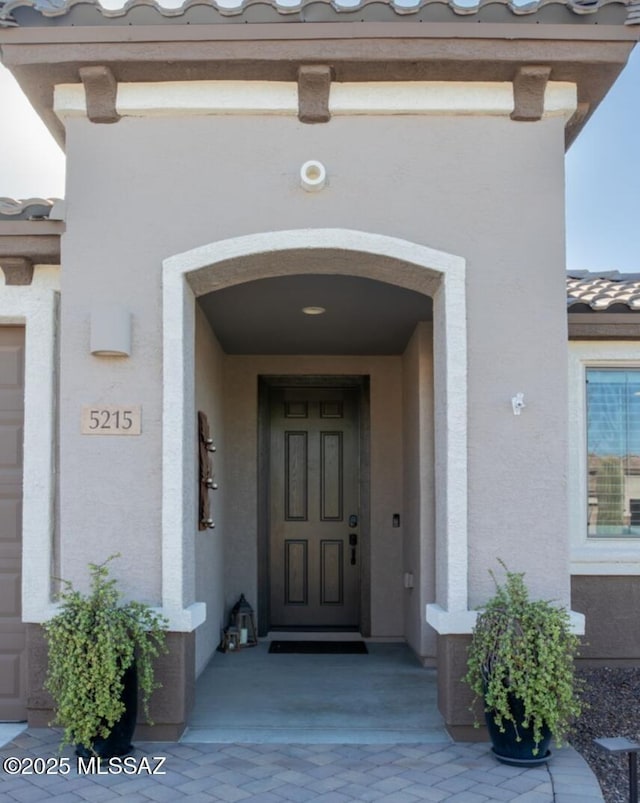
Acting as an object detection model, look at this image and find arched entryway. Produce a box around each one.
[161,229,468,674]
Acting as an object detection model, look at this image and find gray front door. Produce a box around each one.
[269,386,360,628]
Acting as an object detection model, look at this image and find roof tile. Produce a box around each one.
[567,271,640,311]
[0,197,63,220]
[0,0,634,26]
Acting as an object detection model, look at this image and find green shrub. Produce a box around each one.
[464,562,582,754]
[44,555,167,752]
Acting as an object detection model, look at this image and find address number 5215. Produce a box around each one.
[81,406,142,436]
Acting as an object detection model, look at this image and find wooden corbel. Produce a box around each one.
[298,65,332,124]
[79,66,121,124]
[0,257,34,286]
[511,66,552,122]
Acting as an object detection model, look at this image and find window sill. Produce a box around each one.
[571,543,640,575]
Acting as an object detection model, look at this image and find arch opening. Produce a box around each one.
[161,229,468,661]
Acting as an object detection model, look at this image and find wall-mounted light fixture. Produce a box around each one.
[90,304,132,357]
[512,392,526,415]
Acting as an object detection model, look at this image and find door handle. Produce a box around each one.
[349,533,357,565]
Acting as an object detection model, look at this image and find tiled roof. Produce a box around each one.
[0,197,63,221]
[0,0,635,27]
[567,271,640,311]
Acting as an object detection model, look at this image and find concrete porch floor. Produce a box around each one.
[0,641,605,802]
[183,641,449,744]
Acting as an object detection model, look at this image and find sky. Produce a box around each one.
[0,45,639,274]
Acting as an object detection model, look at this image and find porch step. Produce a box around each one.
[181,725,451,745]
[187,642,448,746]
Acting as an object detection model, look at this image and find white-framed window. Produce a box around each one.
[586,368,640,537]
[569,342,640,574]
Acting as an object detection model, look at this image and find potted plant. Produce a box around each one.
[43,555,167,758]
[464,562,582,766]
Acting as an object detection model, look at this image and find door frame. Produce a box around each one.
[258,375,371,636]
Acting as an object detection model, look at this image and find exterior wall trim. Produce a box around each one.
[568,312,640,340]
[54,80,577,122]
[427,605,586,635]
[162,229,468,631]
[0,267,59,622]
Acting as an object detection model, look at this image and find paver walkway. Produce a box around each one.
[0,728,604,802]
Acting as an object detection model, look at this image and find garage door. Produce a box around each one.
[0,327,26,721]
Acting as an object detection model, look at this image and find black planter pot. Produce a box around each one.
[485,695,552,767]
[75,663,138,759]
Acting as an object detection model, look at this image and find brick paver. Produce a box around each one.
[0,729,603,802]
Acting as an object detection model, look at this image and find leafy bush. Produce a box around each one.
[44,555,167,752]
[464,562,582,753]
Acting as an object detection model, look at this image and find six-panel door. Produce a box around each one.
[270,386,360,628]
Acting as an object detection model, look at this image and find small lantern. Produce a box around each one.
[220,627,240,653]
[230,594,258,647]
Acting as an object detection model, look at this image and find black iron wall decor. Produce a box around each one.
[198,411,218,530]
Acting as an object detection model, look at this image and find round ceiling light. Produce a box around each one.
[301,306,326,316]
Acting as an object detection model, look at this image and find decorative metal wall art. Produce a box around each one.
[198,411,218,531]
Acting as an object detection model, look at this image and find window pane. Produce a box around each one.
[587,369,640,537]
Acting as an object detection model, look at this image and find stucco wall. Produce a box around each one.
[57,262,163,602]
[402,322,436,661]
[222,355,404,637]
[572,576,640,664]
[194,306,226,674]
[58,109,570,610]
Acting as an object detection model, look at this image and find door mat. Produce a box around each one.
[269,640,368,654]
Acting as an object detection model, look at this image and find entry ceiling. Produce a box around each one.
[198,274,433,355]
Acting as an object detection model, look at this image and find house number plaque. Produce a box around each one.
[81,406,142,435]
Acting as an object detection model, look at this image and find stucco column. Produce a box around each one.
[162,269,206,631]
[433,262,468,615]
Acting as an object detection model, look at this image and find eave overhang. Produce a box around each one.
[0,199,63,269]
[0,4,637,149]
[0,224,62,260]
